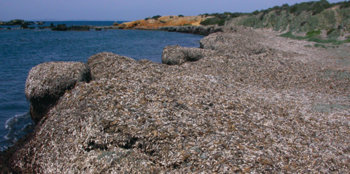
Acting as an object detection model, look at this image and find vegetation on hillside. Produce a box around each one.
[200,0,350,42]
[200,12,248,26]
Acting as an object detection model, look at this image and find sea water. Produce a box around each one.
[0,21,203,151]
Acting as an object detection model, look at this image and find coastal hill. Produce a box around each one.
[226,0,350,40]
[116,15,208,29]
[119,1,350,41]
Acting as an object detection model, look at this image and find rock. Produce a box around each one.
[51,24,91,31]
[52,24,68,31]
[118,15,207,30]
[25,62,91,123]
[36,21,45,25]
[69,25,91,31]
[162,45,215,65]
[160,25,223,35]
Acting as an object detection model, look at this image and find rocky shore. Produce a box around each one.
[0,20,119,31]
[2,26,350,173]
[159,25,223,36]
[116,15,207,30]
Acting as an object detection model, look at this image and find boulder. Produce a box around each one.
[162,45,214,65]
[25,62,91,123]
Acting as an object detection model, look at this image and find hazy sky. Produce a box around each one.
[0,0,346,21]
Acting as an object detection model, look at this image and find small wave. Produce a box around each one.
[0,112,34,151]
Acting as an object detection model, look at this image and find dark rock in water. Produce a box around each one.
[52,24,68,31]
[0,19,34,26]
[69,25,90,31]
[162,45,215,65]
[51,24,91,31]
[25,62,91,123]
[36,21,45,25]
[38,26,51,30]
[10,19,26,25]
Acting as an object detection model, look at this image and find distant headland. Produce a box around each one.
[1,0,349,42]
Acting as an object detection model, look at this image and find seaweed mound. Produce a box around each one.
[25,62,90,123]
[8,28,350,173]
[162,45,214,65]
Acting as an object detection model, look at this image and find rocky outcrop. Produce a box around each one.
[162,45,215,65]
[25,62,91,123]
[117,15,207,30]
[7,28,350,173]
[115,15,224,35]
[51,24,91,31]
[159,25,223,35]
[0,19,34,26]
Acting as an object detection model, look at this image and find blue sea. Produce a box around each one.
[0,21,203,151]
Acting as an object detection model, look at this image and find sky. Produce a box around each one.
[0,0,346,21]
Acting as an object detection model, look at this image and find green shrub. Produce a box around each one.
[288,0,330,15]
[280,31,305,40]
[281,31,349,45]
[289,2,312,15]
[200,17,225,26]
[178,15,184,17]
[339,1,350,9]
[152,15,161,20]
[281,3,290,10]
[252,10,260,15]
[327,28,335,35]
[327,28,341,39]
[306,30,321,38]
[311,0,331,15]
[230,12,246,18]
[314,43,327,48]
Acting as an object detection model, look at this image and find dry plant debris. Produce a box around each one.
[9,27,350,173]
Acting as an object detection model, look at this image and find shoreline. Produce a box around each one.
[2,25,350,172]
[0,27,205,169]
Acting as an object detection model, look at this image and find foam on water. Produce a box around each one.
[1,112,34,151]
